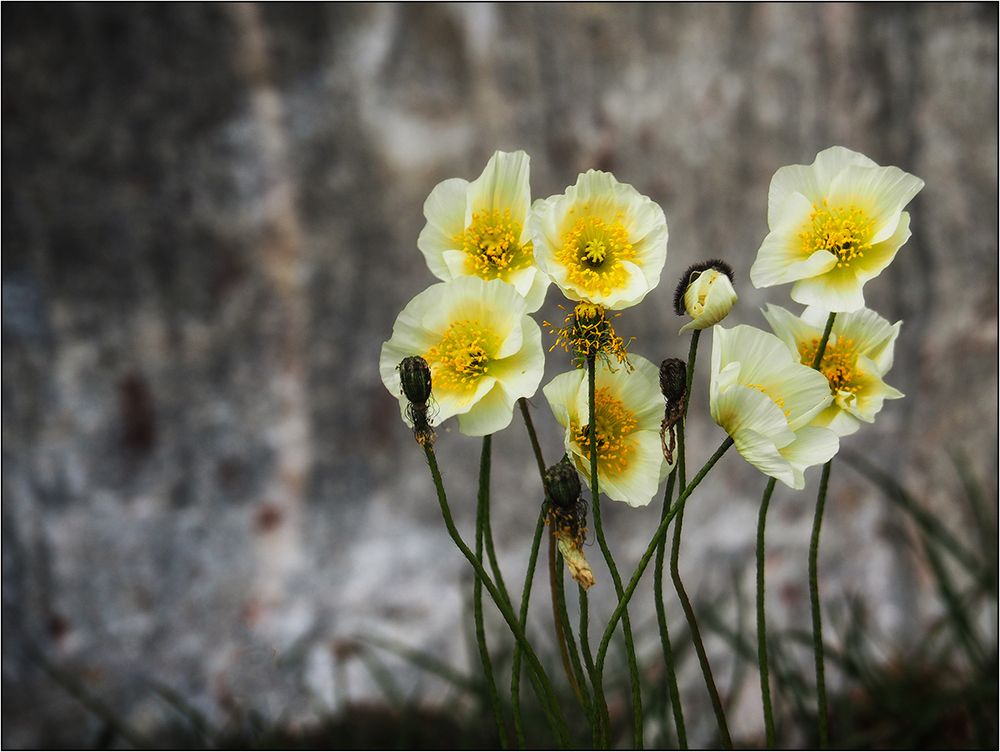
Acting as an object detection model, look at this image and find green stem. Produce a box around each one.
[516,397,587,734]
[423,444,570,746]
[756,477,778,748]
[672,424,732,749]
[511,504,547,749]
[549,530,583,706]
[654,470,687,748]
[808,311,835,748]
[475,435,509,749]
[579,585,607,747]
[810,460,832,748]
[587,356,644,749]
[596,438,734,671]
[555,553,593,718]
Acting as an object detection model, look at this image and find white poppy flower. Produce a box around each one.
[417,150,549,312]
[528,170,668,310]
[762,304,904,437]
[380,277,545,436]
[543,354,671,508]
[750,146,923,312]
[710,325,839,489]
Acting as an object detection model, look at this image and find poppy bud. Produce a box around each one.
[399,356,432,405]
[659,358,687,405]
[545,455,582,511]
[674,259,737,335]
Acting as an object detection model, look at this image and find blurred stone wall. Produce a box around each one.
[3,3,996,746]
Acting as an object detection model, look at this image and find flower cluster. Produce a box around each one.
[382,144,919,496]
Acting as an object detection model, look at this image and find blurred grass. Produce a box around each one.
[25,453,998,749]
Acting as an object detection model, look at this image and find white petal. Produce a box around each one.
[543,370,586,431]
[790,264,866,312]
[418,178,469,280]
[598,259,653,309]
[712,383,794,447]
[505,265,549,313]
[779,426,839,487]
[467,150,532,226]
[490,316,545,400]
[827,164,923,244]
[601,430,669,508]
[731,427,798,488]
[751,205,838,286]
[457,382,516,436]
[854,212,912,285]
[811,146,878,191]
[810,404,862,437]
[761,303,820,356]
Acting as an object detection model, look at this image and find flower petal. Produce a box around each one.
[827,164,923,244]
[466,150,532,226]
[778,426,839,488]
[418,178,469,280]
[457,382,516,436]
[490,316,545,400]
[790,263,866,312]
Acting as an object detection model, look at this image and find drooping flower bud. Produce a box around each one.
[659,357,687,405]
[545,454,582,511]
[658,358,687,465]
[673,259,737,335]
[544,455,594,589]
[399,355,432,405]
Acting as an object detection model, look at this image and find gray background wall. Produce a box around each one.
[3,3,996,746]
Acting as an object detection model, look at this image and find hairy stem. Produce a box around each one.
[810,460,831,748]
[511,504,547,749]
[757,477,778,747]
[654,470,687,748]
[587,356,644,748]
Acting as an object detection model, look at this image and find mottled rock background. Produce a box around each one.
[3,3,996,747]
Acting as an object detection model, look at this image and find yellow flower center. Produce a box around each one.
[799,200,875,268]
[458,208,533,280]
[556,211,635,297]
[800,337,860,395]
[424,319,499,394]
[571,387,638,475]
[746,382,790,418]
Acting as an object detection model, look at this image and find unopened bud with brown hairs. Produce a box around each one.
[674,259,737,335]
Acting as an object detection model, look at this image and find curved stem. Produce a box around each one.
[671,424,732,749]
[587,356,644,748]
[511,504,547,749]
[516,398,585,729]
[423,444,570,747]
[654,470,687,748]
[810,460,832,748]
[811,313,836,370]
[475,436,509,749]
[596,438,734,672]
[756,477,777,748]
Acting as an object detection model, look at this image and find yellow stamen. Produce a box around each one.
[746,382,790,418]
[543,302,632,370]
[799,200,875,268]
[800,336,860,395]
[456,208,533,280]
[571,387,638,475]
[555,212,635,297]
[424,319,499,394]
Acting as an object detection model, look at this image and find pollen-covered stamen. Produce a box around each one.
[543,302,632,370]
[571,387,638,475]
[457,208,533,279]
[424,319,499,393]
[800,337,860,396]
[799,200,876,268]
[556,210,635,296]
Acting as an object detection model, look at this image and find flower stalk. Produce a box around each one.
[756,477,778,748]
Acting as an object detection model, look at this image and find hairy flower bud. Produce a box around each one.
[659,358,687,405]
[674,259,737,335]
[399,356,432,405]
[545,455,582,511]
